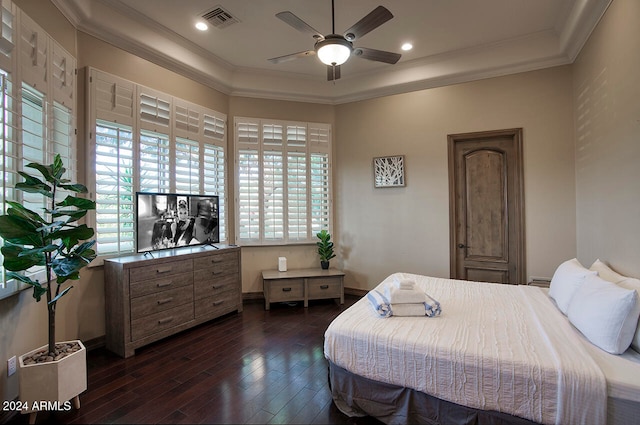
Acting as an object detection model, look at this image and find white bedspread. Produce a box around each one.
[324,273,607,425]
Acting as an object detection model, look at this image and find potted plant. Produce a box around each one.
[316,229,336,269]
[0,154,96,419]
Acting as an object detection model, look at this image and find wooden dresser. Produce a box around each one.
[104,245,241,358]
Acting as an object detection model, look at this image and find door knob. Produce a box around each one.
[457,243,466,248]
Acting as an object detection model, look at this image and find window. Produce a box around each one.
[88,68,228,260]
[235,117,332,245]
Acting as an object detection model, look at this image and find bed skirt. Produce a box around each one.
[328,361,540,425]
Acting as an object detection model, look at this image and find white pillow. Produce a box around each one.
[590,259,627,283]
[589,260,640,352]
[617,277,640,352]
[567,274,640,354]
[548,258,596,314]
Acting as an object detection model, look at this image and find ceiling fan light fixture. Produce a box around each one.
[315,36,352,66]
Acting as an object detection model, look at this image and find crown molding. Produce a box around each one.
[51,0,611,105]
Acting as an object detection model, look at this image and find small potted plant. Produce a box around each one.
[0,154,96,420]
[316,229,336,269]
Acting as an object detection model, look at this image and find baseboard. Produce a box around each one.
[83,335,106,351]
[344,287,367,297]
[0,399,19,423]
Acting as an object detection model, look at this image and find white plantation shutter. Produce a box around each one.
[51,42,74,107]
[203,112,226,241]
[235,117,332,245]
[287,152,306,240]
[0,0,14,70]
[88,68,228,258]
[175,137,199,194]
[91,69,135,125]
[139,129,170,193]
[94,120,135,256]
[0,71,17,289]
[263,150,283,240]
[309,123,331,233]
[90,69,136,257]
[18,13,47,92]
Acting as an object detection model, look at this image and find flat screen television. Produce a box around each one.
[136,192,219,253]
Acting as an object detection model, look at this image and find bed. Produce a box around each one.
[324,271,640,425]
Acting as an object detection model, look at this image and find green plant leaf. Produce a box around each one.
[51,256,86,282]
[56,195,95,210]
[1,243,45,271]
[59,183,89,193]
[8,272,49,302]
[52,154,65,180]
[5,201,46,224]
[25,162,56,183]
[49,224,95,249]
[0,215,41,240]
[17,171,53,197]
[52,209,89,223]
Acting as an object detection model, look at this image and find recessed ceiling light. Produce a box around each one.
[401,42,413,51]
[195,21,208,31]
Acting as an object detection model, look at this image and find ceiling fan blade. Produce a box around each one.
[327,65,341,81]
[268,50,316,64]
[276,11,324,40]
[353,47,401,64]
[343,6,393,41]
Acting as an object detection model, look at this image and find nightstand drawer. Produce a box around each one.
[267,279,304,302]
[308,277,342,299]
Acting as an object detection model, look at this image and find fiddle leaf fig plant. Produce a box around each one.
[0,154,96,355]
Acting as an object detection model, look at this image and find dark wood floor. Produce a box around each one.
[10,296,382,425]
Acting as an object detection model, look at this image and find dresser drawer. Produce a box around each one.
[130,274,193,298]
[131,304,194,341]
[193,263,238,285]
[129,260,193,283]
[267,279,304,302]
[194,273,239,299]
[194,288,238,318]
[130,287,194,320]
[307,277,342,299]
[193,251,239,274]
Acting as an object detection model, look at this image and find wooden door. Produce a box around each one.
[448,128,525,284]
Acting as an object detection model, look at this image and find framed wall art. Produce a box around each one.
[373,155,405,188]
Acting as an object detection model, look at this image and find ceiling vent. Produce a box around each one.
[200,6,239,29]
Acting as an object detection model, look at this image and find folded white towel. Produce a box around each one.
[367,290,392,318]
[391,303,427,317]
[393,277,415,290]
[384,284,427,304]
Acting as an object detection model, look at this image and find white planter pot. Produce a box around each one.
[18,340,87,414]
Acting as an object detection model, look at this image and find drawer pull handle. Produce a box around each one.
[320,285,329,289]
[157,298,173,305]
[211,270,223,275]
[156,267,172,274]
[157,281,173,288]
[282,287,292,292]
[212,284,222,289]
[158,317,174,325]
[213,300,224,306]
[211,259,223,263]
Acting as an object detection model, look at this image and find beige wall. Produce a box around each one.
[573,0,640,276]
[335,66,576,289]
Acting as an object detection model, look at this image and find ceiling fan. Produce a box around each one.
[268,0,401,81]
